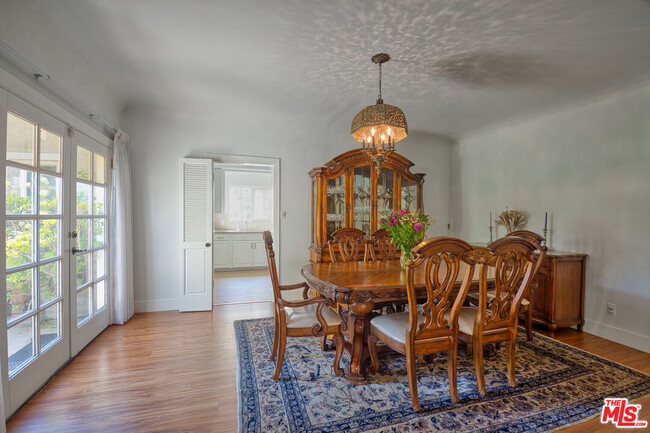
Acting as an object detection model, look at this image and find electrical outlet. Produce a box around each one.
[607,303,616,316]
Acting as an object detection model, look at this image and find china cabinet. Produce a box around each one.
[309,149,424,263]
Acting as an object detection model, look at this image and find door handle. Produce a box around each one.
[205,242,211,247]
[72,247,87,255]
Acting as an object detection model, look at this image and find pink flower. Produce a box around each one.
[413,222,423,231]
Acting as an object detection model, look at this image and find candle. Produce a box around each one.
[544,212,548,231]
[490,212,492,227]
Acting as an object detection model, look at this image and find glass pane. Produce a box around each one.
[401,178,418,211]
[6,220,34,268]
[39,128,62,173]
[377,168,394,220]
[8,317,35,375]
[77,147,91,180]
[39,173,62,215]
[93,249,105,280]
[39,303,60,352]
[93,153,105,184]
[326,174,345,239]
[93,218,105,248]
[353,166,372,234]
[7,112,36,166]
[76,253,91,289]
[39,261,60,304]
[6,268,34,322]
[6,167,35,215]
[95,280,105,311]
[76,218,91,250]
[77,287,91,325]
[93,186,105,215]
[39,219,61,259]
[76,182,92,215]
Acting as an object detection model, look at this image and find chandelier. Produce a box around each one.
[351,53,408,173]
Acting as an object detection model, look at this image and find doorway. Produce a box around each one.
[209,154,279,306]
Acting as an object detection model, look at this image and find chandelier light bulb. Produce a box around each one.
[371,127,375,136]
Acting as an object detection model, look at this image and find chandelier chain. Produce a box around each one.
[378,62,382,101]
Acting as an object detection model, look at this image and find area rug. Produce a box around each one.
[235,317,650,432]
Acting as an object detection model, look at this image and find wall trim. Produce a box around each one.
[583,319,650,353]
[135,299,179,313]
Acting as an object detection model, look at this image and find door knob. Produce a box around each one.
[205,242,211,247]
[72,247,87,255]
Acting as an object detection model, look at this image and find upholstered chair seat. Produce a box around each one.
[285,305,342,329]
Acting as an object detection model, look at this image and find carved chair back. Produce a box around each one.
[328,228,366,262]
[405,237,477,342]
[508,230,545,245]
[365,229,398,261]
[263,231,283,302]
[476,236,546,332]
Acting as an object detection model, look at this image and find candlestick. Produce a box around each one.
[489,226,493,243]
[544,212,548,231]
[490,211,492,227]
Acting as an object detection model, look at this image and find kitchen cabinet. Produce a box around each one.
[213,232,266,270]
[212,240,232,269]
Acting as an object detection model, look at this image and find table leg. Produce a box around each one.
[342,302,374,384]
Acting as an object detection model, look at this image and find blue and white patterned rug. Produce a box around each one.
[235,317,650,432]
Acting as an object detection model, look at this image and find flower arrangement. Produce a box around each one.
[379,209,433,268]
[496,207,528,233]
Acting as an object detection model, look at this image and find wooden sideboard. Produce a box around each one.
[529,250,587,334]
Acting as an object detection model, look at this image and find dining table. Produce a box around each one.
[301,259,490,384]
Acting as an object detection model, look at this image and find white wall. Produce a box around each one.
[452,83,650,352]
[121,104,453,312]
[0,0,122,133]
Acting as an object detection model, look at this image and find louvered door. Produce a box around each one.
[179,158,213,311]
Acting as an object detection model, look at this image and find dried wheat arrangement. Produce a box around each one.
[496,208,528,233]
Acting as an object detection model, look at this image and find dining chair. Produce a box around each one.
[367,237,478,411]
[364,228,398,261]
[466,230,544,341]
[263,231,344,380]
[457,236,546,396]
[328,227,366,262]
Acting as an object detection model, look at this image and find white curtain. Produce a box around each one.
[109,129,134,324]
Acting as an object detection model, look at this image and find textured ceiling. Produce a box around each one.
[32,0,650,137]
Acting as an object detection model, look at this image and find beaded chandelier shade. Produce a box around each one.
[351,53,407,172]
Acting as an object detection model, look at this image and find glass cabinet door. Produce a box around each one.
[401,177,418,211]
[377,168,394,221]
[353,166,371,234]
[326,174,345,238]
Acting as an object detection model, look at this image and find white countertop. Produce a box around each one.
[214,230,266,233]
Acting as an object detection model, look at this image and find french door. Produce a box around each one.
[1,90,110,415]
[70,134,109,355]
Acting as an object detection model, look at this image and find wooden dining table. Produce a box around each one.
[301,259,488,384]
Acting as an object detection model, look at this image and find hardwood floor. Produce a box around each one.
[213,269,272,305]
[6,308,649,433]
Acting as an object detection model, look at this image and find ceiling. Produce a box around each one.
[32,0,650,138]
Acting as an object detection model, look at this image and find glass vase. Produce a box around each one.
[400,249,411,270]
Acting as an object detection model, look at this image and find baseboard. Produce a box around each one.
[135,298,179,313]
[583,319,650,353]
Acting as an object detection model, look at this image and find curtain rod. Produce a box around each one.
[0,40,117,136]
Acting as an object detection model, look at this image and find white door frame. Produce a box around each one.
[206,153,280,280]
